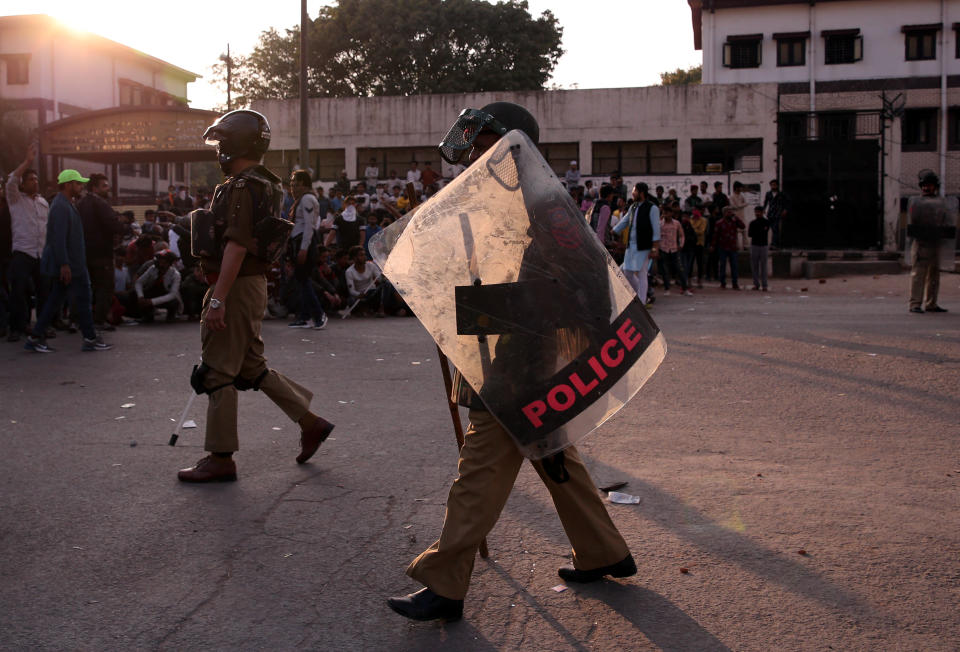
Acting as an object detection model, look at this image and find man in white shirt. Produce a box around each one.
[564,160,580,188]
[344,244,384,316]
[132,249,182,322]
[406,161,422,192]
[363,157,379,187]
[5,144,49,341]
[288,169,328,329]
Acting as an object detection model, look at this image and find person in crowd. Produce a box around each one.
[353,181,371,213]
[657,203,691,296]
[612,183,660,306]
[712,206,746,290]
[729,181,748,250]
[334,196,362,249]
[343,244,383,316]
[421,161,441,192]
[564,160,580,188]
[364,157,380,187]
[5,143,49,343]
[334,169,351,195]
[748,205,770,291]
[406,161,422,193]
[173,185,193,215]
[281,179,295,217]
[583,178,598,200]
[315,185,331,229]
[287,169,328,330]
[908,170,951,313]
[763,179,789,248]
[608,170,627,204]
[385,169,403,191]
[667,188,679,204]
[685,208,707,289]
[329,188,344,214]
[704,203,720,282]
[683,184,703,213]
[653,185,665,208]
[180,263,210,320]
[699,181,713,215]
[329,248,352,302]
[78,173,124,332]
[310,247,343,312]
[588,185,613,243]
[25,170,112,353]
[394,185,411,213]
[361,211,382,260]
[712,181,729,216]
[128,249,182,322]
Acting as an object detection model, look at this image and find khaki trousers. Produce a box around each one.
[200,275,312,453]
[909,242,940,310]
[407,409,630,600]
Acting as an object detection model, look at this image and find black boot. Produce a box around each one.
[387,587,463,622]
[557,554,637,583]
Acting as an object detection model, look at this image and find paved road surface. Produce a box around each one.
[1,273,957,651]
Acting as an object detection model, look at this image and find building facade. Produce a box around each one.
[0,14,198,198]
[691,0,960,249]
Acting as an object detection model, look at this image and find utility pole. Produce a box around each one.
[220,44,232,111]
[299,0,309,173]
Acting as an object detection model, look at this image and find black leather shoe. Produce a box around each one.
[926,306,948,313]
[557,554,637,583]
[387,587,463,622]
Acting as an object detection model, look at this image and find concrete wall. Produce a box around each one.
[703,0,960,84]
[253,83,780,186]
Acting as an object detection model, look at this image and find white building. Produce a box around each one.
[0,14,199,199]
[690,0,960,249]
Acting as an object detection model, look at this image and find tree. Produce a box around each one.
[659,64,702,86]
[214,0,563,104]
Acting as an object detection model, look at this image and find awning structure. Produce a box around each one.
[41,106,220,163]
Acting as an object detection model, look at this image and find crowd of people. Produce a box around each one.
[568,169,788,302]
[0,139,790,353]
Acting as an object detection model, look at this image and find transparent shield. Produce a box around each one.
[907,195,958,271]
[370,130,666,459]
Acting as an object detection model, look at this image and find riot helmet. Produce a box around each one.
[438,101,539,164]
[203,109,271,173]
[918,169,940,189]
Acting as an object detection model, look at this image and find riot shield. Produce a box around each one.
[907,195,958,271]
[369,130,666,459]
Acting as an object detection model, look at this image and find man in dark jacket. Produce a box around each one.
[78,173,124,330]
[25,170,112,353]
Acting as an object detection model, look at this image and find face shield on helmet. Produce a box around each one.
[438,108,509,165]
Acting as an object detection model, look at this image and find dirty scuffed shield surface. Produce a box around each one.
[370,130,666,459]
[907,195,958,271]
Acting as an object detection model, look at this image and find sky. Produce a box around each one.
[3,1,702,109]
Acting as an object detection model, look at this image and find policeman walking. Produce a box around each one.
[907,170,955,314]
[177,110,334,483]
[385,102,639,622]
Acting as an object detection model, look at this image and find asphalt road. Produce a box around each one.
[1,272,958,651]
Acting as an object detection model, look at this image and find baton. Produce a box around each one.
[168,391,197,446]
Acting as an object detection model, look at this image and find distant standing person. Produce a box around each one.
[363,157,379,187]
[25,170,112,353]
[763,179,789,248]
[78,173,124,331]
[712,206,745,290]
[747,206,770,291]
[729,181,748,250]
[907,170,952,313]
[564,160,580,188]
[612,183,660,305]
[5,143,49,343]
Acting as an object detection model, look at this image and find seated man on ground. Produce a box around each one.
[127,249,182,322]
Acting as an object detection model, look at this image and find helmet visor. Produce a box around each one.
[438,108,508,165]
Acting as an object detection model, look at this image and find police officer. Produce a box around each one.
[177,110,334,483]
[908,170,951,314]
[387,102,635,622]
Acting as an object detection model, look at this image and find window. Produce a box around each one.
[262,149,346,182]
[175,162,185,182]
[159,163,168,181]
[903,25,939,61]
[774,33,807,67]
[536,143,579,176]
[3,54,30,84]
[818,112,857,141]
[723,34,763,69]
[356,147,440,183]
[779,113,810,142]
[823,29,863,65]
[901,109,938,152]
[591,141,677,175]
[947,108,960,151]
[955,24,960,58]
[119,163,149,178]
[691,139,762,174]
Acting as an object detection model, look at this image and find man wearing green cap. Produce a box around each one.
[25,169,112,353]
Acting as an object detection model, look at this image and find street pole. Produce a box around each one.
[299,0,309,173]
[226,43,231,111]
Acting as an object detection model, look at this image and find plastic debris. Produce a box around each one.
[272,426,282,431]
[182,420,197,429]
[552,585,568,593]
[607,492,640,504]
[120,403,135,409]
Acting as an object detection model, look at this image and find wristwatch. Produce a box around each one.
[209,298,223,310]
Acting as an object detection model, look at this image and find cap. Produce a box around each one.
[570,160,578,166]
[57,169,89,184]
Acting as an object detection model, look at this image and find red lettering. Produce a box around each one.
[569,372,599,396]
[547,385,577,412]
[522,400,548,428]
[600,339,624,368]
[587,356,608,381]
[616,318,643,351]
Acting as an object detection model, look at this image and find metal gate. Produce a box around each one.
[778,112,882,249]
